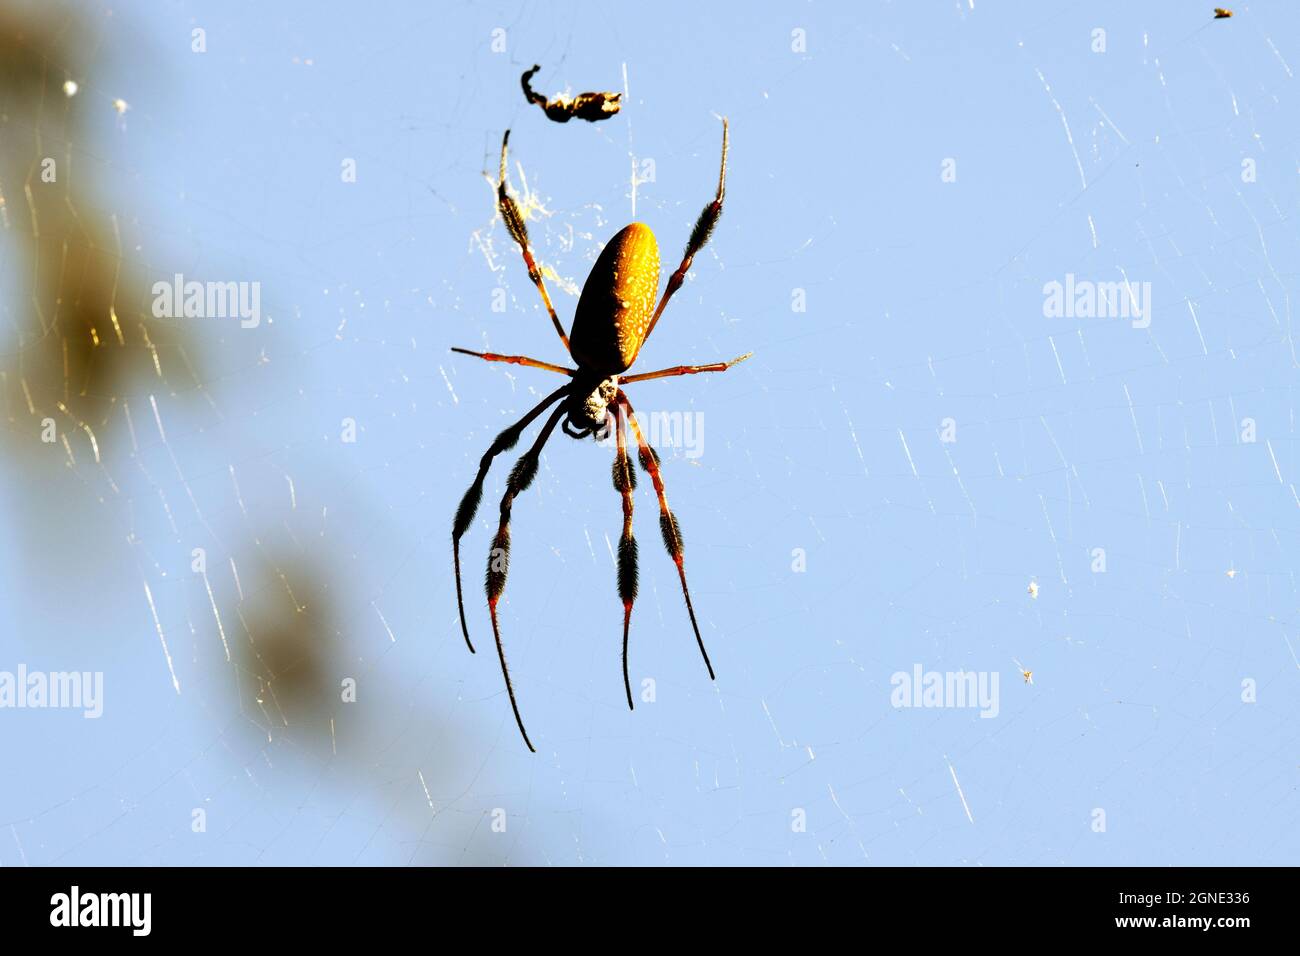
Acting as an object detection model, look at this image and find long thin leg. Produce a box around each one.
[616,392,716,681]
[452,383,569,654]
[620,352,751,384]
[451,347,574,376]
[497,131,571,351]
[485,402,568,752]
[611,406,639,710]
[642,118,728,344]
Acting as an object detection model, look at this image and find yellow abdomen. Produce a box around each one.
[569,223,660,374]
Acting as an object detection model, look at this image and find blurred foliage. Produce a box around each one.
[0,3,199,460]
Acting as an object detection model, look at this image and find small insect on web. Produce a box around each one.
[520,64,622,123]
[450,119,749,751]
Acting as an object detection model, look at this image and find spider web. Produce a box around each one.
[1,0,1297,867]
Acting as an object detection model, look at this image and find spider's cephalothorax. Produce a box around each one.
[450,120,751,752]
[562,373,619,439]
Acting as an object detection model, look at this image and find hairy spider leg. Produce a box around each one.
[497,131,571,351]
[452,383,570,654]
[617,392,716,681]
[484,402,568,752]
[611,406,639,709]
[450,347,574,376]
[642,118,728,345]
[620,352,752,384]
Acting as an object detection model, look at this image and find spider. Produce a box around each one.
[451,119,748,751]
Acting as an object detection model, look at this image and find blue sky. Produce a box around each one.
[0,0,1297,865]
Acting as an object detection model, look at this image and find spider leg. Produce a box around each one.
[616,392,716,682]
[453,383,570,654]
[485,402,568,752]
[451,348,575,376]
[497,131,571,351]
[620,352,752,384]
[611,405,639,710]
[642,118,728,344]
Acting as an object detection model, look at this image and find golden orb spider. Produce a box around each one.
[451,119,749,752]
